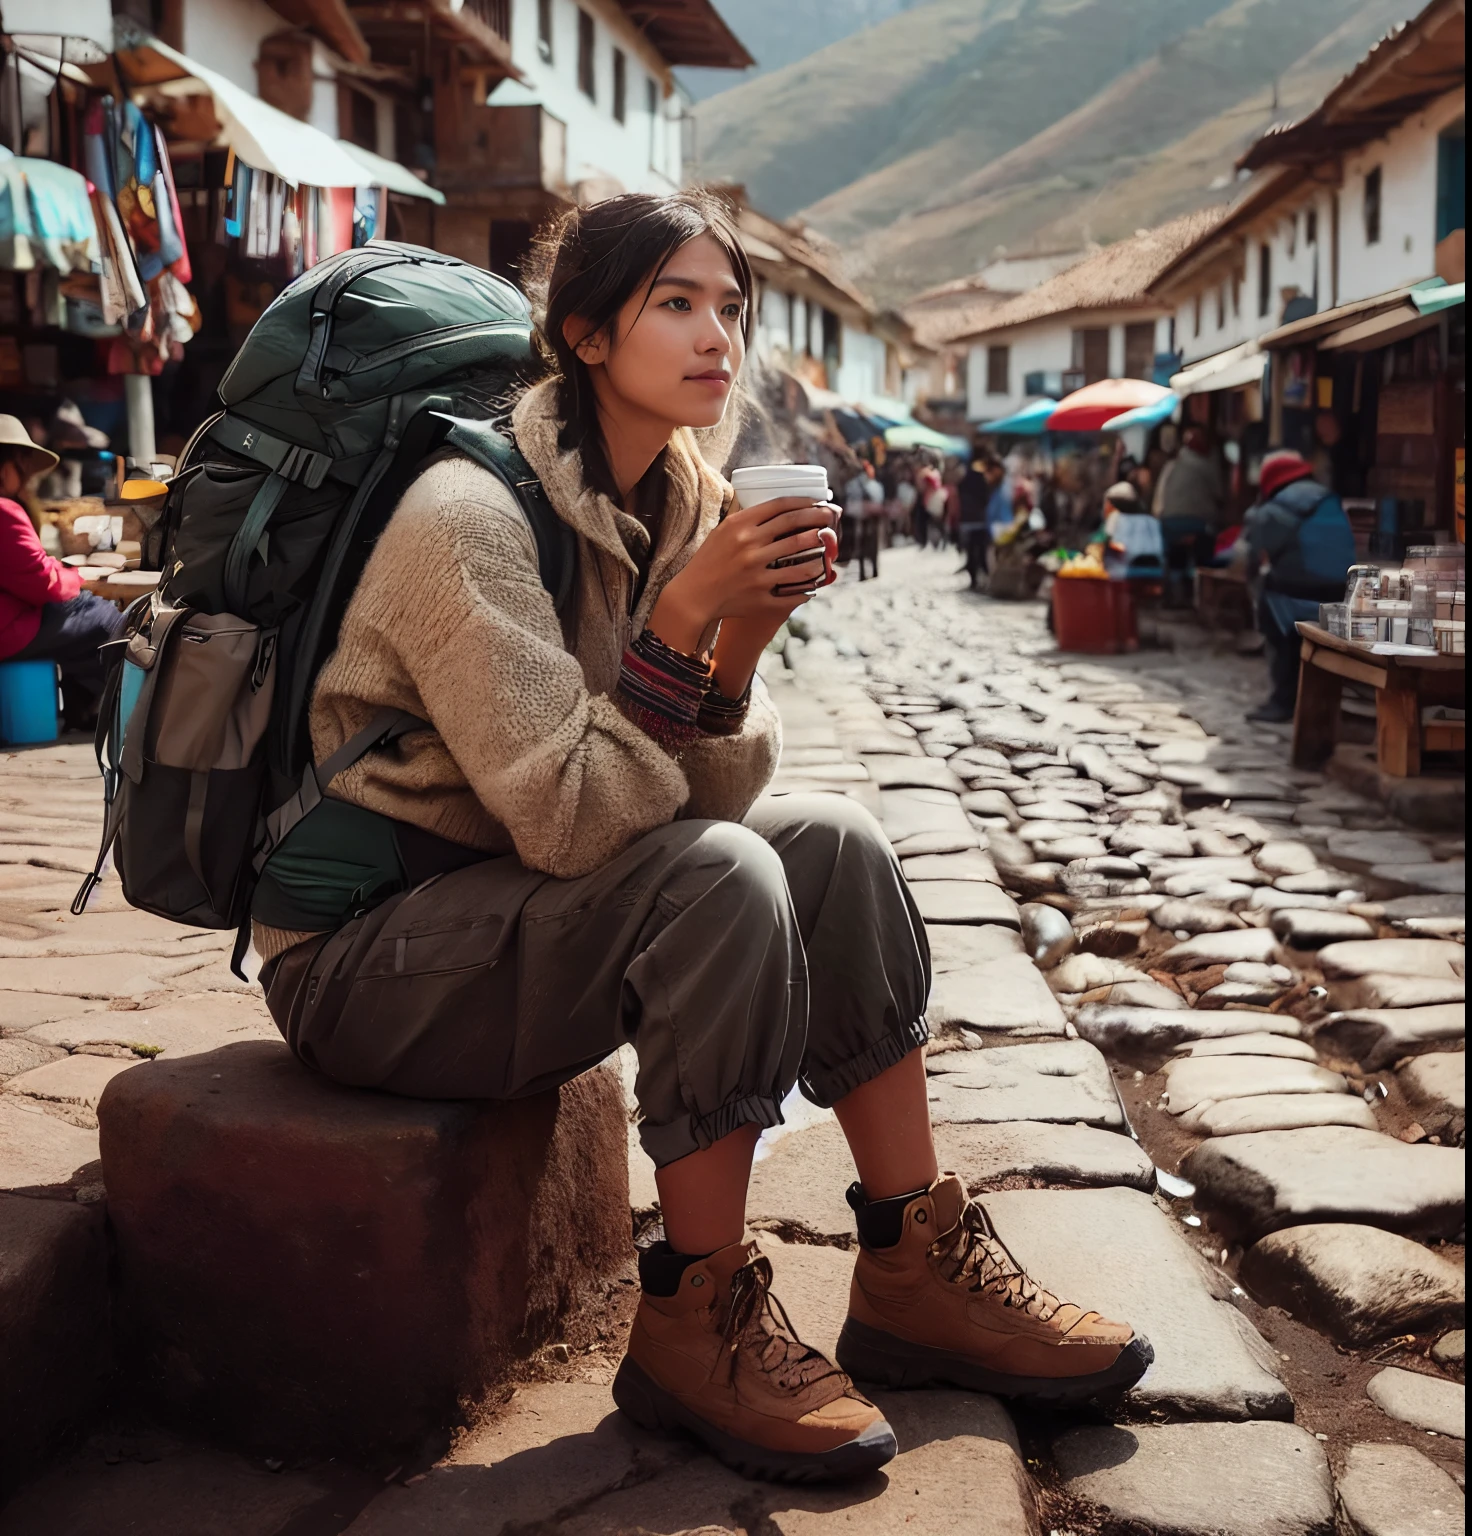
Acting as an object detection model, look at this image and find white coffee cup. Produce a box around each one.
[730,463,831,507]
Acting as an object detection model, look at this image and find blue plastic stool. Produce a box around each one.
[0,659,60,745]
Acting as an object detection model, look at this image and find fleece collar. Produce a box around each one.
[511,379,731,587]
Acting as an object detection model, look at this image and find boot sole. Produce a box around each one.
[835,1320,1155,1406]
[611,1356,897,1484]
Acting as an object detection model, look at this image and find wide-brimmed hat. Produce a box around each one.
[0,415,59,479]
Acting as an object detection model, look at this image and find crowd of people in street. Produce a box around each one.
[819,419,1358,729]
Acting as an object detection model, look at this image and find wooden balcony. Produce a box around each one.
[433,104,568,200]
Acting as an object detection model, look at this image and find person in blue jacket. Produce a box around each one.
[1241,450,1356,723]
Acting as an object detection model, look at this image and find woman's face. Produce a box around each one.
[575,233,746,431]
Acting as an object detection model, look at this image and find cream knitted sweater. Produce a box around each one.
[253,380,782,962]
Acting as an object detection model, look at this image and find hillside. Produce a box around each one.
[694,0,1420,304]
[693,0,1237,221]
[678,0,912,101]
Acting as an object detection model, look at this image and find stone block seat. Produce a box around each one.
[96,1040,629,1458]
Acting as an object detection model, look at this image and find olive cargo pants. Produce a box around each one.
[263,794,931,1167]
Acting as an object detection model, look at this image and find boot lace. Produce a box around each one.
[718,1254,849,1395]
[932,1200,1067,1322]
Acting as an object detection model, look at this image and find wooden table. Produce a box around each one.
[80,569,161,605]
[1292,622,1465,777]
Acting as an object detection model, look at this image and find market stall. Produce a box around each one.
[0,16,441,571]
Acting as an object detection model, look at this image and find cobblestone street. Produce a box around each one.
[0,548,1464,1534]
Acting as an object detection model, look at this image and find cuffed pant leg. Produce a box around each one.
[611,820,808,1168]
[744,794,931,1109]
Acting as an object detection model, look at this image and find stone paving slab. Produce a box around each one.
[0,1096,100,1197]
[907,880,1021,927]
[4,1053,141,1121]
[1183,1127,1466,1241]
[1365,1368,1464,1439]
[1074,1003,1300,1069]
[1328,974,1466,1011]
[982,1187,1290,1419]
[1317,938,1465,981]
[340,1377,1037,1536]
[1240,1224,1465,1346]
[1176,1033,1318,1061]
[1178,1093,1379,1137]
[1052,1421,1334,1536]
[1310,1006,1465,1070]
[1160,1057,1349,1117]
[0,953,217,1001]
[899,848,1001,884]
[20,991,277,1059]
[1336,1443,1463,1536]
[925,1040,1123,1130]
[924,934,1067,1040]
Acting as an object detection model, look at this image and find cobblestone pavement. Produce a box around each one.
[1,545,1463,1533]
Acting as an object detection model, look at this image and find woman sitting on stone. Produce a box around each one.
[0,417,124,732]
[254,192,1151,1485]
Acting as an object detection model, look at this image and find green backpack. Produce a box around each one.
[74,242,576,970]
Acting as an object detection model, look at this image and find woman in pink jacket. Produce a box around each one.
[0,416,123,730]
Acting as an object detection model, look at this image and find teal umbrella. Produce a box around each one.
[884,422,970,455]
[1101,392,1180,432]
[977,398,1058,434]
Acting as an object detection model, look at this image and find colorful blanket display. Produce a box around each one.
[3,79,390,376]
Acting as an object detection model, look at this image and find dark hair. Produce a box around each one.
[523,191,753,504]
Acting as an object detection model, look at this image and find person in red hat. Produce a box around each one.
[1240,450,1355,723]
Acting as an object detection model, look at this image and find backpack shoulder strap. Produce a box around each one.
[444,418,578,615]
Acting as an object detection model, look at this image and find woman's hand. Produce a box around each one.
[648,496,838,656]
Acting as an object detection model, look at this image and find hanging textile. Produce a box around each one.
[0,147,102,274]
[153,128,191,283]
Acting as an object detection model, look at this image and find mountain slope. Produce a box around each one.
[678,0,912,101]
[693,0,1237,220]
[830,0,1413,300]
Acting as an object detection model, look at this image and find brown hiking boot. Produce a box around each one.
[836,1175,1153,1404]
[613,1236,896,1483]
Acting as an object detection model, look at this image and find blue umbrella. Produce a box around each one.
[977,398,1058,435]
[1101,392,1179,432]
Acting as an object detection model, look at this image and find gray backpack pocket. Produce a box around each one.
[75,603,277,931]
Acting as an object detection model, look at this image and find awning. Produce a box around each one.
[1259,278,1450,349]
[977,398,1057,435]
[1319,284,1464,352]
[885,422,969,455]
[1170,338,1265,395]
[857,393,917,426]
[0,0,111,54]
[337,142,445,206]
[117,33,439,197]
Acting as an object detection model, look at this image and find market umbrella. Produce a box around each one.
[884,422,970,455]
[1101,391,1179,432]
[978,398,1057,435]
[1046,379,1172,432]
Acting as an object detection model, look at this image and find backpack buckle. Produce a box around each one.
[279,445,331,489]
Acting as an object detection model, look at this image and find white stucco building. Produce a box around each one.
[1151,0,1465,372]
[949,214,1223,423]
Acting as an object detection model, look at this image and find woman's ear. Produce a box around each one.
[563,313,609,367]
